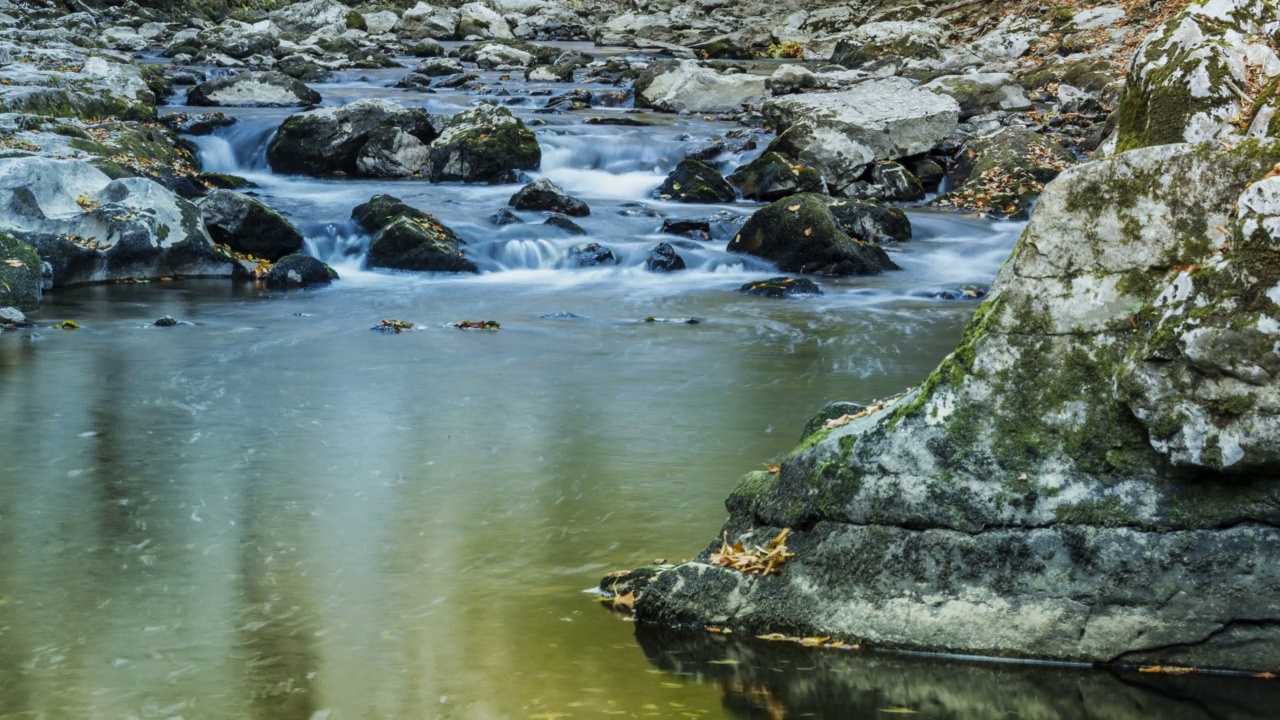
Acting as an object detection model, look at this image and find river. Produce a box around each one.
[0,45,1274,719]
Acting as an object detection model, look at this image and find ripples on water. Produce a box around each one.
[1,47,1272,720]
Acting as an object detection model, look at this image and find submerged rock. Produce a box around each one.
[567,242,616,266]
[544,214,586,235]
[728,194,897,276]
[738,276,822,298]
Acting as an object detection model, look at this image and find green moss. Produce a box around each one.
[1053,496,1132,527]
[0,231,42,310]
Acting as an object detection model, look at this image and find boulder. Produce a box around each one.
[509,178,589,216]
[656,159,736,203]
[828,20,946,68]
[728,152,825,202]
[738,276,822,297]
[634,60,768,114]
[644,242,686,272]
[396,2,460,40]
[765,121,875,194]
[825,198,911,243]
[277,55,334,83]
[355,126,430,178]
[490,208,524,225]
[1114,0,1277,151]
[197,190,305,262]
[932,127,1074,220]
[269,0,352,36]
[765,65,821,96]
[0,158,230,287]
[762,78,960,164]
[866,161,925,202]
[0,231,42,309]
[475,43,535,69]
[264,254,336,288]
[922,73,1033,120]
[0,53,155,122]
[568,242,616,266]
[544,215,586,234]
[427,105,540,183]
[267,98,438,177]
[634,138,1280,673]
[362,10,400,35]
[354,195,477,273]
[187,71,321,108]
[458,2,514,39]
[728,193,897,276]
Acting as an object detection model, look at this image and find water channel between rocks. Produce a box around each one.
[2,44,1276,720]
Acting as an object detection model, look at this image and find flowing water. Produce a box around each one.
[0,46,1275,719]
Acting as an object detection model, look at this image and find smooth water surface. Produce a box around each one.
[2,47,1274,720]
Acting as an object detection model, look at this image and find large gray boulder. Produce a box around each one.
[762,78,960,163]
[635,60,768,114]
[267,99,438,177]
[396,2,460,40]
[921,73,1033,120]
[632,139,1280,673]
[427,105,540,183]
[458,2,514,39]
[269,0,352,36]
[764,121,875,194]
[197,190,305,262]
[827,20,947,68]
[187,71,321,108]
[0,158,230,287]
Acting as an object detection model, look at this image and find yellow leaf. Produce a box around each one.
[55,320,80,329]
[612,591,636,612]
[5,258,22,267]
[786,204,801,211]
[764,462,780,474]
[798,636,830,647]
[880,708,918,714]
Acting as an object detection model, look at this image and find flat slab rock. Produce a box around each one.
[762,78,960,161]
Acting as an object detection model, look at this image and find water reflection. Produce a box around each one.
[635,626,1280,720]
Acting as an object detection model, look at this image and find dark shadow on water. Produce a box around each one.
[634,625,1280,719]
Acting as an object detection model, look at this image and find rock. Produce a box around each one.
[198,173,256,190]
[903,156,945,190]
[427,105,540,183]
[154,315,179,327]
[738,276,822,298]
[197,190,305,262]
[568,242,616,266]
[458,2,514,39]
[0,306,31,327]
[362,10,400,35]
[413,58,465,77]
[509,178,589,216]
[763,78,960,164]
[397,2,459,40]
[490,208,524,225]
[634,60,768,114]
[825,198,911,243]
[0,158,230,288]
[728,193,897,276]
[264,253,337,288]
[267,98,438,177]
[526,63,575,82]
[644,242,686,272]
[635,139,1280,673]
[475,43,533,69]
[0,52,155,122]
[932,127,1075,220]
[277,55,334,83]
[661,218,712,240]
[657,159,736,203]
[187,71,321,108]
[355,126,430,178]
[1057,84,1106,116]
[1115,0,1275,151]
[829,20,946,68]
[544,214,586,234]
[728,151,825,202]
[922,73,1033,120]
[161,111,234,135]
[764,121,874,194]
[765,65,820,96]
[799,401,863,440]
[354,195,478,273]
[269,0,351,36]
[868,161,924,202]
[0,232,42,309]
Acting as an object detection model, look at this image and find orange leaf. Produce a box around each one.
[612,591,636,612]
[765,463,781,474]
[804,227,812,236]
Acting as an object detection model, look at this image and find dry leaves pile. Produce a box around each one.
[380,319,415,333]
[451,319,501,330]
[709,528,795,576]
[755,632,859,650]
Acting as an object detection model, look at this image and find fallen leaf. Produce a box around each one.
[612,591,637,612]
[764,463,781,474]
[798,636,830,647]
[55,320,80,329]
[1139,665,1196,675]
[880,708,918,715]
[786,204,801,212]
[803,227,812,236]
[5,259,22,267]
[1256,671,1277,679]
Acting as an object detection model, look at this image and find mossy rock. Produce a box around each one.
[264,254,336,289]
[366,216,478,273]
[427,105,540,184]
[931,127,1074,219]
[0,232,43,310]
[738,276,823,298]
[657,159,736,203]
[728,151,824,202]
[728,193,898,276]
